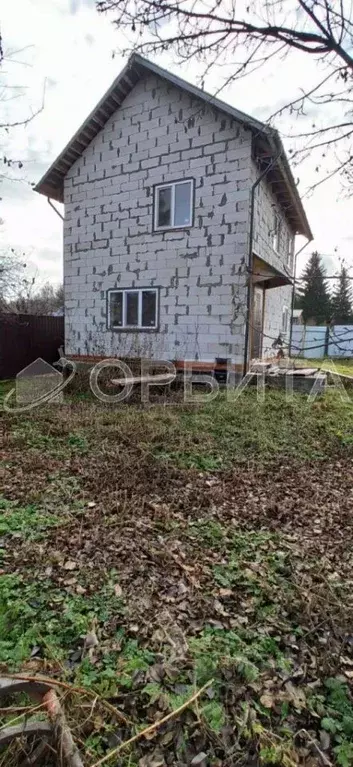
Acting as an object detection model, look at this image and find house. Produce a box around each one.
[292,309,304,326]
[35,54,312,375]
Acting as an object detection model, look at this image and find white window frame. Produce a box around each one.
[154,179,194,231]
[287,233,294,268]
[272,213,281,253]
[109,288,158,330]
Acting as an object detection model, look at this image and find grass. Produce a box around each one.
[154,389,353,465]
[0,498,61,539]
[0,379,14,403]
[5,387,353,468]
[0,572,125,671]
[1,386,353,765]
[295,356,353,377]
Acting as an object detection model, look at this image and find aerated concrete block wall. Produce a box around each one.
[63,73,254,364]
[252,170,295,275]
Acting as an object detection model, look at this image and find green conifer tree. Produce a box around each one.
[298,251,331,325]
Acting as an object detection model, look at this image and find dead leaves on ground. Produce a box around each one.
[1,411,353,765]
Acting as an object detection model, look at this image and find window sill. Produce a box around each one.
[109,326,159,333]
[153,224,192,233]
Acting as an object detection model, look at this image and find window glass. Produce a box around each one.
[125,291,139,326]
[273,215,281,251]
[174,182,192,226]
[287,234,293,267]
[142,291,157,327]
[109,289,158,330]
[110,292,123,326]
[157,186,172,227]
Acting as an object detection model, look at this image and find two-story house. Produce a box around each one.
[35,54,312,375]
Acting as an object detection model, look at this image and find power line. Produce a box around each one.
[296,274,353,281]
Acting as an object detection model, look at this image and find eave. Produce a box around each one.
[34,53,312,239]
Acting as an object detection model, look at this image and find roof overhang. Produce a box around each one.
[253,255,292,289]
[34,53,312,239]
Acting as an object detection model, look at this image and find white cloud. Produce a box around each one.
[1,0,352,287]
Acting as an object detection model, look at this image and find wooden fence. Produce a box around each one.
[0,314,64,379]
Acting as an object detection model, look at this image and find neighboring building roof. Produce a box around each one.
[293,309,303,318]
[34,54,312,239]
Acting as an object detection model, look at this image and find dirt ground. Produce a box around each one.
[1,389,353,766]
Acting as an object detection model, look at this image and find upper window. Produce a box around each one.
[109,288,158,330]
[272,213,281,253]
[154,179,194,230]
[287,233,294,268]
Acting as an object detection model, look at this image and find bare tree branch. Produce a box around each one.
[97,0,353,192]
[0,34,44,186]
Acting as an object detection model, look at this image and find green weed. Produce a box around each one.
[212,531,292,620]
[117,640,156,688]
[0,573,125,668]
[67,432,88,452]
[187,519,226,546]
[311,677,353,767]
[189,627,286,687]
[0,497,60,538]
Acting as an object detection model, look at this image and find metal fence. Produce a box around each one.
[0,314,64,379]
[291,324,353,359]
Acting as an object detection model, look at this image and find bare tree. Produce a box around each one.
[2,273,64,316]
[0,247,27,311]
[0,32,44,186]
[97,0,353,189]
[10,282,64,316]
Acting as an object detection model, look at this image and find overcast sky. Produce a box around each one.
[1,0,352,287]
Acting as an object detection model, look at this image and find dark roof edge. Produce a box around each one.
[132,54,268,134]
[33,56,135,201]
[34,53,312,239]
[268,131,313,240]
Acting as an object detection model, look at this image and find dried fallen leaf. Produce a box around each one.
[83,630,99,650]
[191,753,208,766]
[114,583,123,597]
[284,681,306,710]
[260,693,275,709]
[320,730,331,751]
[63,560,77,571]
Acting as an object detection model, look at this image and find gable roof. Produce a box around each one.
[34,53,312,239]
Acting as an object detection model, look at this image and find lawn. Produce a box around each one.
[295,357,353,377]
[1,388,353,766]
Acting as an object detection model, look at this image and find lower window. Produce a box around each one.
[109,288,158,330]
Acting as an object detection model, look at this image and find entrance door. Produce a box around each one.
[251,285,264,359]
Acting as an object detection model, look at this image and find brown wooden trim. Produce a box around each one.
[249,283,265,360]
[67,355,244,372]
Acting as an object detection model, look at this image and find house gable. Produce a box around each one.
[35,54,312,240]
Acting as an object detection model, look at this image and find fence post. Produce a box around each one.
[324,323,330,358]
